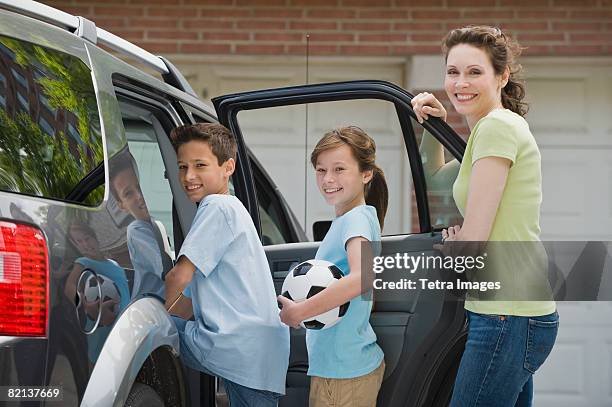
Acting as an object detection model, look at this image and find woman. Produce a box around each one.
[411,26,558,406]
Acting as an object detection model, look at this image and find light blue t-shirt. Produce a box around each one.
[127,218,170,298]
[306,204,384,378]
[178,194,290,394]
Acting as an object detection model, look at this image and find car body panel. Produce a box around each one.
[81,297,179,407]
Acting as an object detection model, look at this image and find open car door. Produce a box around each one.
[212,80,468,407]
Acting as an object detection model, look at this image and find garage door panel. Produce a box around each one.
[527,65,612,148]
[535,340,586,395]
[608,162,612,218]
[540,149,611,239]
[607,343,612,400]
[309,63,404,86]
[534,302,612,407]
[250,146,308,225]
[540,155,588,238]
[535,318,612,407]
[528,78,587,134]
[377,146,410,234]
[212,67,304,96]
[238,106,306,141]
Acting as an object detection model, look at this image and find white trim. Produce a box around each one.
[0,0,169,75]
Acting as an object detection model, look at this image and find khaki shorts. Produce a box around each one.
[309,360,385,407]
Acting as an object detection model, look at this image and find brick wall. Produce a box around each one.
[43,0,612,57]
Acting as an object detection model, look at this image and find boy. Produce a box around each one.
[109,153,172,298]
[165,123,289,406]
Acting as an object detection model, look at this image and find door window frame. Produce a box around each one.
[212,80,466,234]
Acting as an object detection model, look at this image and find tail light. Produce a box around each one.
[0,221,48,337]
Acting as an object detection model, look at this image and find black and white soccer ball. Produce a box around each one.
[84,274,120,307]
[281,259,350,330]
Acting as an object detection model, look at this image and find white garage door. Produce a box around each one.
[524,60,612,407]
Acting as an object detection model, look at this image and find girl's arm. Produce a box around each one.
[64,262,84,300]
[278,237,371,328]
[449,156,511,242]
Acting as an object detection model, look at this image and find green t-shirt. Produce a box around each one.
[452,109,556,316]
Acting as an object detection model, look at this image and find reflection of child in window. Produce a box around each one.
[109,153,172,299]
[65,221,130,319]
[65,221,131,363]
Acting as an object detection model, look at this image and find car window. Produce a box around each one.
[236,100,421,238]
[118,99,176,258]
[0,35,103,205]
[412,120,463,228]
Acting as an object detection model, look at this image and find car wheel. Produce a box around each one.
[124,383,164,407]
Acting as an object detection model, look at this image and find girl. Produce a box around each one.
[411,26,558,406]
[278,126,387,407]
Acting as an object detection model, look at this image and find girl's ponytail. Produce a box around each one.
[366,165,388,231]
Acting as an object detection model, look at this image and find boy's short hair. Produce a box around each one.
[170,123,237,165]
[108,150,139,202]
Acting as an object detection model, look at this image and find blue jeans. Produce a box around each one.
[450,310,559,407]
[172,316,282,407]
[223,379,282,407]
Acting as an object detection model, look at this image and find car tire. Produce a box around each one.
[124,383,164,407]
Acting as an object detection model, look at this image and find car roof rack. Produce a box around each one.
[0,0,197,97]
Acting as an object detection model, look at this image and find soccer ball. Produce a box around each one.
[84,274,121,308]
[281,259,350,330]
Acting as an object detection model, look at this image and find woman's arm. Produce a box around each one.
[278,237,371,328]
[412,92,460,190]
[449,156,511,242]
[420,129,447,176]
[420,130,461,190]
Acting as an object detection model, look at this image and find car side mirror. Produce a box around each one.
[313,220,332,242]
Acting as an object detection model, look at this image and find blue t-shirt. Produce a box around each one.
[127,219,168,298]
[306,204,384,378]
[178,194,290,394]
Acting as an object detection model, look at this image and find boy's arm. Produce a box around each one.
[165,255,196,310]
[167,294,193,319]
